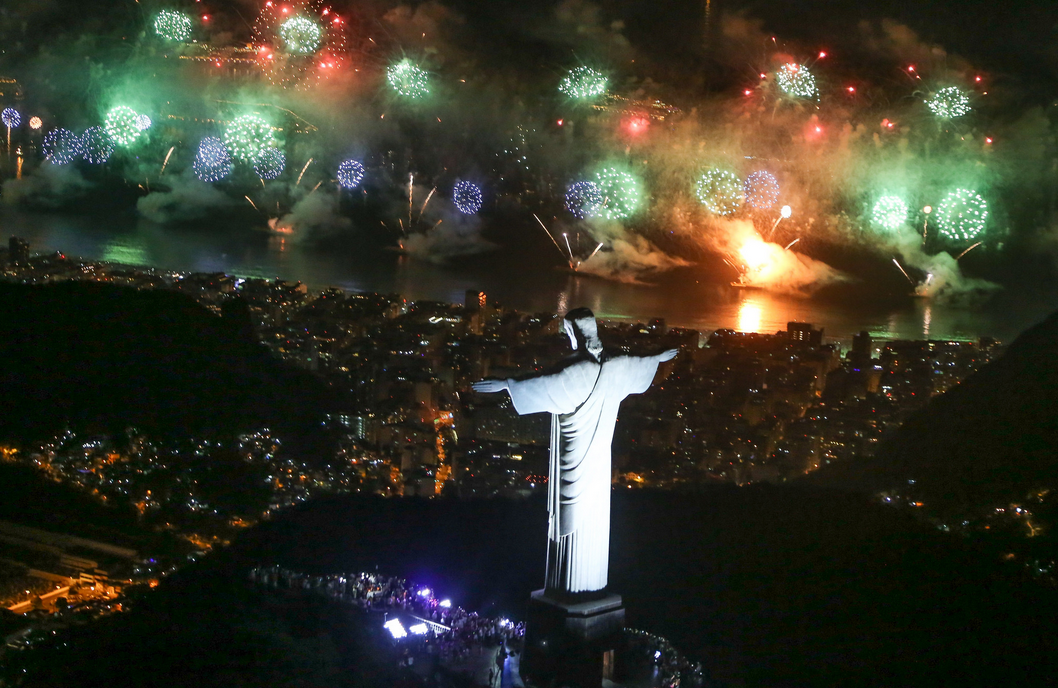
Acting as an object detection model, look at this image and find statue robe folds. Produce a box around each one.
[506,355,661,594]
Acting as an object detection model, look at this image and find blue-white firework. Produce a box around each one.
[453,180,483,215]
[193,137,233,182]
[564,181,603,219]
[253,148,286,180]
[80,126,115,164]
[337,159,365,189]
[42,128,82,165]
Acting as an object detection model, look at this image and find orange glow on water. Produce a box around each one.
[738,300,763,333]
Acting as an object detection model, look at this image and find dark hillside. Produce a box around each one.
[0,281,334,448]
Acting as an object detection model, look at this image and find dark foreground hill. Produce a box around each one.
[0,281,334,447]
[15,488,1056,687]
[811,309,1058,515]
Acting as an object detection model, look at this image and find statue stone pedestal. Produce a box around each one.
[521,589,625,688]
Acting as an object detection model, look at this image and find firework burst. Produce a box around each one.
[871,195,909,232]
[80,126,115,164]
[594,167,642,220]
[154,10,193,42]
[194,137,233,182]
[743,171,780,210]
[936,188,987,242]
[565,181,604,219]
[224,114,278,165]
[453,181,483,215]
[253,147,286,180]
[253,1,348,87]
[776,63,817,98]
[558,67,607,99]
[926,86,971,119]
[104,106,142,147]
[337,159,365,189]
[387,59,430,99]
[42,128,82,165]
[695,169,743,216]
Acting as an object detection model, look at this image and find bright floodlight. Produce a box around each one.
[383,619,407,639]
[439,599,452,608]
[780,205,792,218]
[409,623,428,635]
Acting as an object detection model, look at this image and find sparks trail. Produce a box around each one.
[418,187,436,218]
[532,214,566,258]
[159,147,175,175]
[587,242,605,261]
[893,257,914,284]
[784,238,800,250]
[563,233,574,259]
[296,158,313,186]
[244,196,260,212]
[408,174,414,227]
[956,242,982,260]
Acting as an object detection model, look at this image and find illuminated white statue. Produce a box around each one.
[473,308,676,594]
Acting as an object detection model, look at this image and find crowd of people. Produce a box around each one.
[249,566,524,666]
[249,566,704,688]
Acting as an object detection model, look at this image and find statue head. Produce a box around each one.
[563,307,603,360]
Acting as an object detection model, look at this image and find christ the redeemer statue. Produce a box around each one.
[473,308,676,595]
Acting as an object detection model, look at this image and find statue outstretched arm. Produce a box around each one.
[471,379,510,394]
[654,348,679,363]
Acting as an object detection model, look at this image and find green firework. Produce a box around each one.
[936,188,987,242]
[558,67,607,99]
[279,16,322,55]
[154,10,193,42]
[104,106,142,147]
[594,167,642,220]
[695,169,742,216]
[223,114,277,164]
[386,60,430,99]
[926,86,971,119]
[871,195,909,232]
[776,63,817,98]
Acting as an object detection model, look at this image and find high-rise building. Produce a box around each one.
[850,331,872,367]
[788,321,824,346]
[8,236,29,266]
[465,289,486,312]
